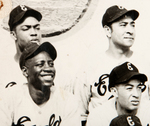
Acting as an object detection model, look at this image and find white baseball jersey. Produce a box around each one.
[86,98,150,126]
[0,26,27,90]
[0,84,81,126]
[74,50,150,120]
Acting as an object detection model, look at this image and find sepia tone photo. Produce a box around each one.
[0,0,150,125]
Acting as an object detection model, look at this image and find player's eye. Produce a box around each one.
[35,62,44,68]
[138,86,142,89]
[131,24,135,28]
[132,24,135,27]
[34,25,40,30]
[131,22,135,27]
[36,64,42,67]
[21,26,29,31]
[35,26,40,30]
[119,23,127,27]
[126,86,133,90]
[48,61,54,67]
[137,85,145,90]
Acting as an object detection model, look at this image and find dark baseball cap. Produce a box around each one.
[110,115,142,126]
[8,5,42,31]
[19,42,57,69]
[108,62,147,91]
[102,5,139,27]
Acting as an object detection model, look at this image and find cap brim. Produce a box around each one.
[116,72,147,84]
[26,42,57,61]
[126,10,139,20]
[13,9,42,29]
[24,9,42,21]
[108,9,139,23]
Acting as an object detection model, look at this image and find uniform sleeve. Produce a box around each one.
[86,107,110,126]
[74,69,91,121]
[86,108,100,126]
[0,88,13,126]
[137,100,150,126]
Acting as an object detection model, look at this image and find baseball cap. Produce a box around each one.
[110,115,142,126]
[8,5,42,31]
[102,5,139,27]
[108,62,147,91]
[19,42,57,69]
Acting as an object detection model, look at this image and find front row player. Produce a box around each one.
[86,62,150,126]
[0,42,81,126]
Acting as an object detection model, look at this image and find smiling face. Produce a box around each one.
[110,16,136,49]
[12,16,41,52]
[23,51,55,90]
[115,79,144,113]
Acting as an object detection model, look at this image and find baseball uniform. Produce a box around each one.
[74,50,150,120]
[0,84,81,126]
[0,26,27,90]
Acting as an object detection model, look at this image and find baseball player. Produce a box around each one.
[9,4,42,62]
[73,5,150,125]
[0,42,81,126]
[0,5,42,88]
[86,62,150,126]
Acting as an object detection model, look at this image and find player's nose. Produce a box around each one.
[43,62,55,72]
[126,25,135,35]
[132,88,140,98]
[30,27,37,36]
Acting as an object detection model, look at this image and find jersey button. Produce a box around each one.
[38,111,42,114]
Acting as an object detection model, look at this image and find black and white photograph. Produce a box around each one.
[0,0,150,125]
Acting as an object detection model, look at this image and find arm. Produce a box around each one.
[0,88,13,126]
[61,95,82,126]
[74,70,91,121]
[86,107,109,126]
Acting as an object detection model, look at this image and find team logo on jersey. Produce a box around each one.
[49,114,61,126]
[94,74,109,96]
[127,62,134,71]
[12,114,62,126]
[20,5,27,11]
[127,116,135,126]
[12,116,31,126]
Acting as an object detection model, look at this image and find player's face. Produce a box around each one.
[110,16,135,49]
[14,17,41,52]
[25,51,55,89]
[116,79,143,111]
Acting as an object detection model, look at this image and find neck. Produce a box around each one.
[116,101,137,116]
[106,42,133,59]
[28,84,50,105]
[14,41,22,62]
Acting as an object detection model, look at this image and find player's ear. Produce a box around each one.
[104,25,112,38]
[10,31,17,41]
[22,66,28,78]
[110,87,118,98]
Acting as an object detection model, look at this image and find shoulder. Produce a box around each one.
[51,86,79,106]
[90,98,116,115]
[50,86,81,117]
[0,84,28,115]
[137,100,150,125]
[0,84,27,103]
[87,98,117,126]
